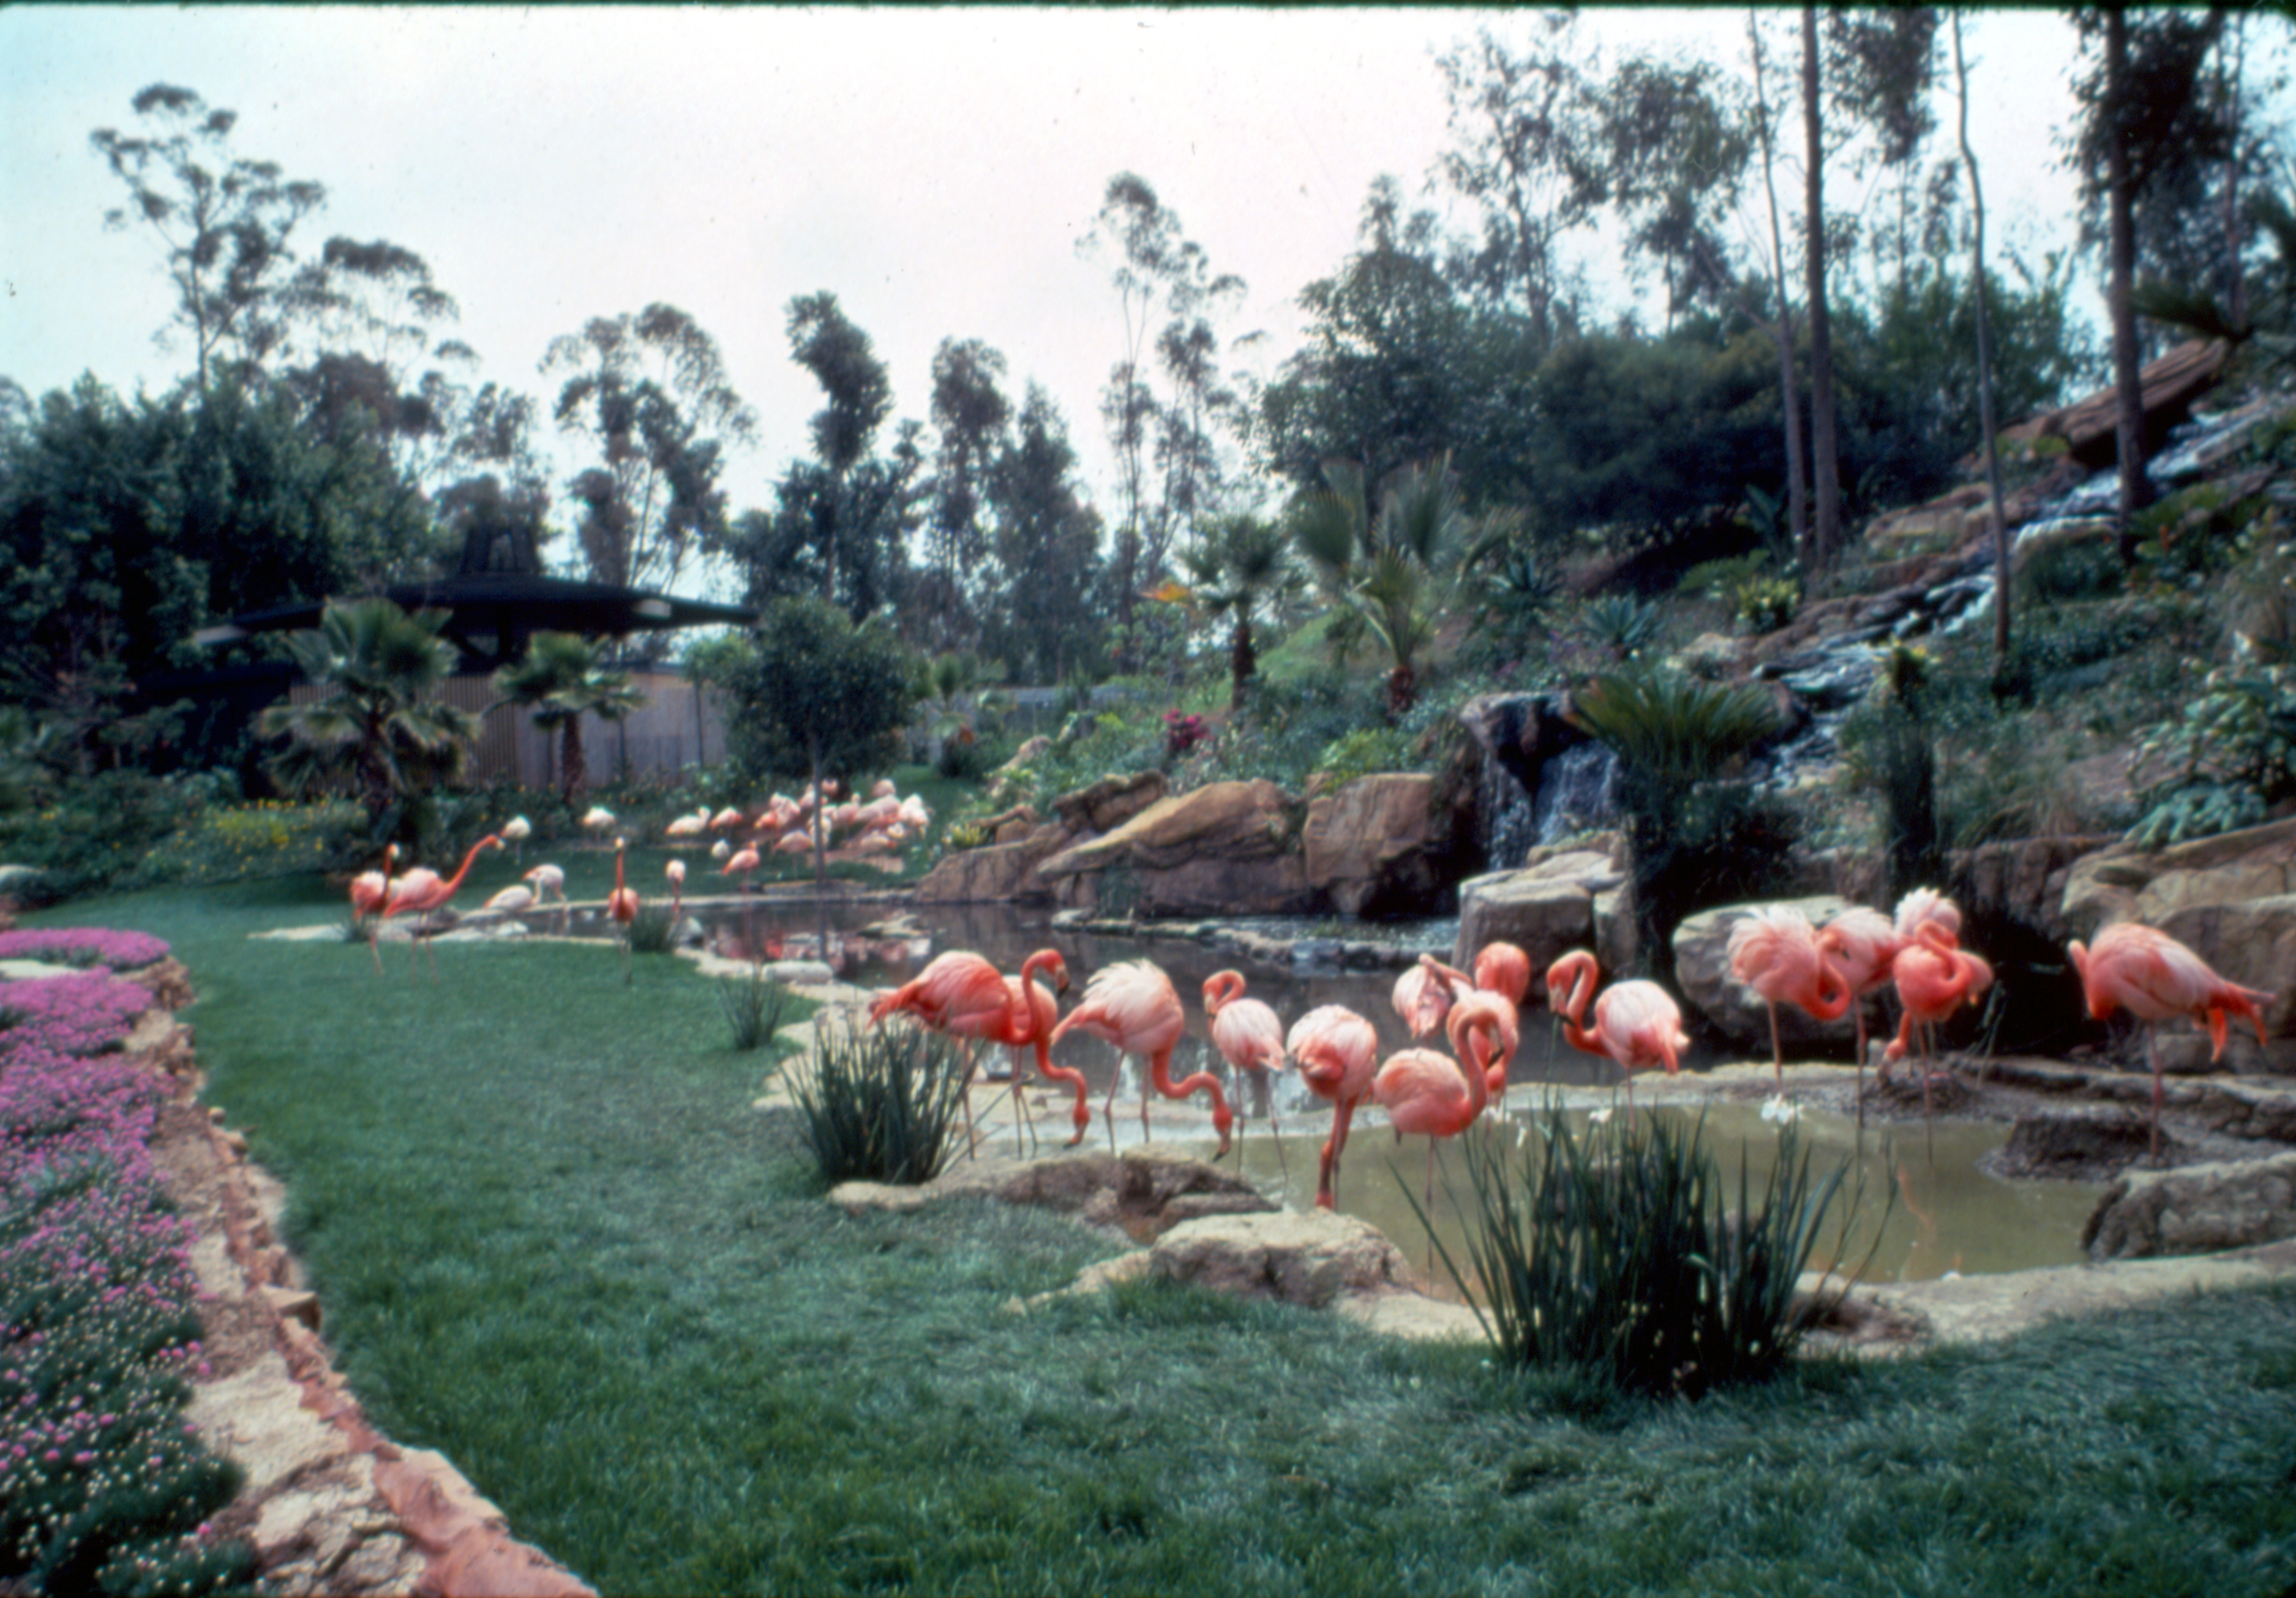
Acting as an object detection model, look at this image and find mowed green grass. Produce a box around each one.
[37,877,2296,1596]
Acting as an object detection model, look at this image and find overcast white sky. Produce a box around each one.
[4,5,2101,559]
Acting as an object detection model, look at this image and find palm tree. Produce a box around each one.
[1178,514,1301,710]
[491,632,648,806]
[911,652,1008,776]
[1289,454,1513,718]
[256,599,479,836]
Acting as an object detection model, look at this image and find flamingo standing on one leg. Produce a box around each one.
[1000,949,1080,1155]
[1286,1004,1380,1209]
[664,859,686,923]
[1883,920,1994,1139]
[1204,969,1290,1185]
[1727,904,1852,1079]
[1049,960,1234,1158]
[500,814,532,864]
[380,834,505,980]
[349,844,399,974]
[1819,907,1905,1124]
[1547,950,1689,1119]
[2068,922,2275,1164]
[1373,991,1509,1243]
[870,950,1028,1157]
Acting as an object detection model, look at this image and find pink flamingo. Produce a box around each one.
[380,833,504,979]
[1049,960,1234,1158]
[1547,950,1689,1118]
[1727,904,1851,1079]
[481,883,537,915]
[1894,887,1962,945]
[1204,969,1290,1181]
[523,863,569,933]
[1001,950,1084,1154]
[1373,991,1510,1233]
[1421,949,1523,1109]
[870,950,1030,1156]
[608,838,639,983]
[1287,1004,1380,1209]
[349,844,399,974]
[1392,954,1460,1038]
[721,844,761,893]
[1883,920,1994,1131]
[664,859,686,920]
[2068,922,2274,1163]
[1818,906,1904,1119]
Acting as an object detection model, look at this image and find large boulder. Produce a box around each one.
[1302,774,1447,917]
[1102,1207,1428,1309]
[1038,779,1317,917]
[913,824,1070,905]
[2060,816,2296,1073]
[1672,895,1856,1051]
[2082,1149,2296,1262]
[1050,770,1168,835]
[1452,846,1624,987]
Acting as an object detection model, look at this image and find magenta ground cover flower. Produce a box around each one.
[0,972,154,1058]
[0,928,170,972]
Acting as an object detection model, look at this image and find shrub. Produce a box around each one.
[1312,727,1414,788]
[1422,1098,1876,1398]
[717,967,792,1052]
[788,1017,969,1185]
[1729,573,1800,635]
[626,904,678,956]
[2129,661,2296,848]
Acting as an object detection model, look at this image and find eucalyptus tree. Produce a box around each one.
[1431,16,1607,347]
[89,83,327,394]
[982,385,1105,685]
[489,631,648,807]
[786,292,895,607]
[1078,173,1247,665]
[1951,14,2014,660]
[2069,6,2232,555]
[255,599,477,838]
[923,337,1012,655]
[543,304,756,593]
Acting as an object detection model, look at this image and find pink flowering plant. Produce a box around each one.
[1163,710,1212,759]
[1,940,250,1592]
[0,929,170,972]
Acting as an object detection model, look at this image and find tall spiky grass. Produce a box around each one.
[1420,1098,1883,1397]
[716,964,791,1051]
[788,1016,968,1185]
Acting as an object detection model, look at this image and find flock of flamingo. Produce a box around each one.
[351,814,2273,1183]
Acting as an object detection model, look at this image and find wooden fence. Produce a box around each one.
[290,671,729,790]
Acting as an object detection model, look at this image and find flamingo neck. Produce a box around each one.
[440,836,500,895]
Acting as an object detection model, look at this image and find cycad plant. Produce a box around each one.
[1419,1097,1877,1397]
[1567,665,1783,965]
[255,599,478,843]
[1290,454,1514,719]
[490,631,648,806]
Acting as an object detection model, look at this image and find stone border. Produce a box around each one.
[113,986,597,1597]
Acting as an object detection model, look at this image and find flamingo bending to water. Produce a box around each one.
[2068,921,2274,1163]
[1374,991,1510,1230]
[871,949,1053,1155]
[1819,906,1903,1120]
[1287,1004,1380,1209]
[1048,960,1233,1158]
[1883,920,1994,1134]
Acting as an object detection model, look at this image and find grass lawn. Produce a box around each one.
[31,876,2296,1596]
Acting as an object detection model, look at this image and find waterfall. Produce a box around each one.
[1478,748,1538,874]
[1533,741,1621,847]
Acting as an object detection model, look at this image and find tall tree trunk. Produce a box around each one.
[560,716,587,807]
[1801,6,1842,572]
[2221,14,2247,329]
[1230,615,1256,712]
[2105,5,2153,562]
[1749,11,1808,552]
[1954,16,2014,661]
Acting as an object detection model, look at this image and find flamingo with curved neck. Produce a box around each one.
[1002,949,1083,1153]
[1048,961,1234,1158]
[1204,969,1289,1178]
[1288,1004,1379,1209]
[1547,949,1689,1119]
[381,833,503,978]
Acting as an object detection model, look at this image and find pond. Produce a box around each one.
[634,895,2108,1294]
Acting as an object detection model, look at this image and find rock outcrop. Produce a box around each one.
[2060,815,2296,1073]
[1302,773,1449,917]
[1452,846,1624,984]
[1039,779,1314,917]
[2082,1149,2296,1261]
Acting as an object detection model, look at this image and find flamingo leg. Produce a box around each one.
[1006,1045,1037,1158]
[1853,1002,1868,1131]
[1768,1002,1784,1080]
